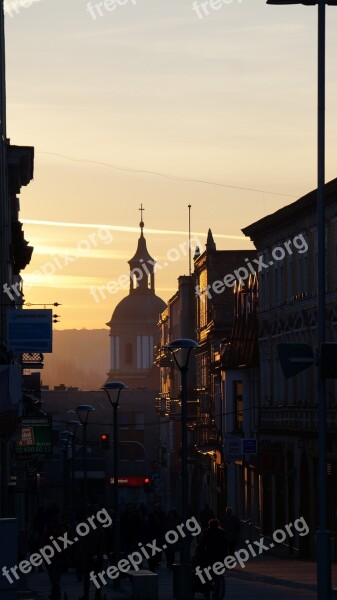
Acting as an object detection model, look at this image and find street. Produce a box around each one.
[20,557,328,600]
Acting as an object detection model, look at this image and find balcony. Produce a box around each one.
[260,407,337,432]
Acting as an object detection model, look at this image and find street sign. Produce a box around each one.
[109,476,146,487]
[242,439,257,454]
[224,436,243,462]
[15,417,52,455]
[7,309,53,353]
[278,343,314,378]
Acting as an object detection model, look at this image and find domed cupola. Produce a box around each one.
[105,206,166,388]
[128,210,155,294]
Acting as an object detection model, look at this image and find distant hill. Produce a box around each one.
[41,329,110,390]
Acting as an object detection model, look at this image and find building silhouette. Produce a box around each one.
[106,212,166,388]
[243,177,337,557]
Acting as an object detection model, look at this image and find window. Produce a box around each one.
[233,381,243,430]
[125,342,133,365]
[110,336,120,370]
[287,256,293,301]
[136,335,154,369]
[120,444,131,461]
[196,352,208,390]
[119,413,129,429]
[135,413,144,430]
[274,263,284,305]
[198,269,208,329]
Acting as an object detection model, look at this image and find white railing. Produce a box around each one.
[260,407,337,432]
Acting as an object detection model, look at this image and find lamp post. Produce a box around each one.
[266,1,336,598]
[66,419,82,515]
[75,405,95,517]
[58,431,73,516]
[101,381,127,581]
[166,338,199,600]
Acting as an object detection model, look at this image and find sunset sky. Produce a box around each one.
[4,0,337,329]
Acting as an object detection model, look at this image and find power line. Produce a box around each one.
[37,151,296,199]
[52,404,258,429]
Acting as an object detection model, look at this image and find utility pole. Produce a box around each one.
[0,0,10,520]
[0,0,9,347]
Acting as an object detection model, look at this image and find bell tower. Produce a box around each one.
[106,207,166,388]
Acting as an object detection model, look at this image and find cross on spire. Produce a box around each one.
[139,204,145,235]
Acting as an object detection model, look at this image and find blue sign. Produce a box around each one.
[242,439,257,454]
[7,309,53,353]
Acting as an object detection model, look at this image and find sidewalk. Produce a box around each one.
[20,556,337,599]
[21,564,174,600]
[228,553,337,592]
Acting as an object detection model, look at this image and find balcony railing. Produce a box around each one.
[260,407,337,432]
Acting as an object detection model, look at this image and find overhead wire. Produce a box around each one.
[37,151,296,199]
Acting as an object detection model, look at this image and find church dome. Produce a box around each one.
[105,208,166,389]
[107,292,166,326]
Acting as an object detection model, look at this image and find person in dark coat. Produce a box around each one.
[43,506,65,600]
[146,504,166,571]
[164,508,180,568]
[78,526,105,600]
[221,506,241,556]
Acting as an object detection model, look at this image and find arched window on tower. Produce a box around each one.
[125,342,133,365]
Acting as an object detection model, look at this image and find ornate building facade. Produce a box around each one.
[243,178,337,557]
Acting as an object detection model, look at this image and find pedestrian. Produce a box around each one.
[43,505,65,600]
[78,526,105,600]
[221,506,241,556]
[164,508,180,569]
[194,519,226,599]
[146,503,166,571]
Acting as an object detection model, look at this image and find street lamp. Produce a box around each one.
[165,338,199,600]
[266,1,336,598]
[58,431,73,516]
[66,419,82,515]
[75,405,95,517]
[101,381,127,579]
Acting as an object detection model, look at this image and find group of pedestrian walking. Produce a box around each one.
[24,501,240,600]
[120,502,181,570]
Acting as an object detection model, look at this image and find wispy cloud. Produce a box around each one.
[24,274,108,289]
[22,219,246,241]
[32,245,129,260]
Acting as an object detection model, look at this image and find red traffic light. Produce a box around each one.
[100,433,110,450]
[143,477,152,492]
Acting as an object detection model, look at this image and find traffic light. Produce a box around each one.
[100,433,110,450]
[143,477,152,493]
